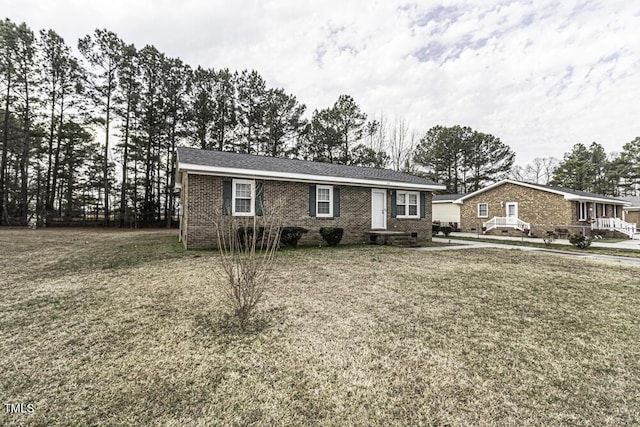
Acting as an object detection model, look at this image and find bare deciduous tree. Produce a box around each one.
[389,117,417,172]
[213,198,283,330]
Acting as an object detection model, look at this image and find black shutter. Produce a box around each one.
[223,180,232,215]
[390,190,397,218]
[333,187,340,217]
[309,185,316,217]
[420,192,426,218]
[255,181,264,216]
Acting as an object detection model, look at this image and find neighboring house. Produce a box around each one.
[623,196,640,227]
[432,194,465,229]
[456,179,634,238]
[175,147,445,249]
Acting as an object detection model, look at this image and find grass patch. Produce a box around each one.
[1,228,639,425]
[448,235,640,258]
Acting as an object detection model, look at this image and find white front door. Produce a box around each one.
[505,202,518,226]
[371,189,387,229]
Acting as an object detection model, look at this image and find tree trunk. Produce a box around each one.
[65,137,73,219]
[104,90,111,226]
[1,70,11,225]
[120,94,131,227]
[19,70,31,225]
[50,90,65,217]
[165,116,176,228]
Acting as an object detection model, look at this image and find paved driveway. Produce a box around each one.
[419,237,640,266]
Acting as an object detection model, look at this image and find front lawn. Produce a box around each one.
[446,234,640,258]
[1,228,639,425]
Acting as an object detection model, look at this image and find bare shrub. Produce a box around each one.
[213,199,284,330]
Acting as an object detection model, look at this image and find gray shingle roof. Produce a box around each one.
[457,179,630,204]
[623,196,640,207]
[177,147,442,187]
[523,181,627,203]
[433,193,465,201]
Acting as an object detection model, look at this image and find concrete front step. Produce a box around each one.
[366,231,418,247]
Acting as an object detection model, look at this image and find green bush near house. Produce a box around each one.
[568,233,592,249]
[319,227,344,246]
[236,226,266,248]
[280,227,308,247]
[432,224,441,236]
[441,226,452,237]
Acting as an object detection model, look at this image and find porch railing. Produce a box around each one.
[483,216,530,233]
[592,218,637,238]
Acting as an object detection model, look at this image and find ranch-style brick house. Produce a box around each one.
[623,196,640,227]
[175,147,445,249]
[454,179,635,238]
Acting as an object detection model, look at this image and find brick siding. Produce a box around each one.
[625,209,640,226]
[458,182,616,237]
[182,173,433,249]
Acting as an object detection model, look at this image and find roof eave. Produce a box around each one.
[456,179,628,204]
[564,195,630,205]
[177,162,446,191]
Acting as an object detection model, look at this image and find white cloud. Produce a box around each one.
[4,0,640,165]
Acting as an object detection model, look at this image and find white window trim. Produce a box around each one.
[316,185,333,218]
[232,179,255,216]
[396,191,420,219]
[505,202,518,218]
[477,202,488,218]
[578,201,587,221]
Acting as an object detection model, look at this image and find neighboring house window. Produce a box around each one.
[316,185,333,217]
[232,179,254,216]
[578,202,587,221]
[396,191,419,218]
[477,203,488,218]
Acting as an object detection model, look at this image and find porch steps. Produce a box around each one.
[366,231,418,247]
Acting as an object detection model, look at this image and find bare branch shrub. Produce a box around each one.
[213,198,284,330]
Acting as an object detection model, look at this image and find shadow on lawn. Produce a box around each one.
[194,306,286,345]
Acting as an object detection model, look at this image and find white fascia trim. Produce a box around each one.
[457,179,564,202]
[564,195,631,205]
[177,162,446,191]
[433,198,465,205]
[457,179,629,206]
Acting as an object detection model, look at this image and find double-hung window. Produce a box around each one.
[232,179,254,216]
[477,203,488,218]
[316,185,333,217]
[396,191,419,218]
[577,202,587,221]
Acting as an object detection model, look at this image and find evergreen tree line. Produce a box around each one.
[2,18,636,227]
[413,131,640,198]
[0,19,404,227]
[509,140,639,197]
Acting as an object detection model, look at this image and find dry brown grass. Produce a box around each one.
[1,228,639,426]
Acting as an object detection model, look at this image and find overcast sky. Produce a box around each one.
[4,0,640,166]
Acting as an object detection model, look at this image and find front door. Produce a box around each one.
[505,202,518,226]
[371,189,387,229]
